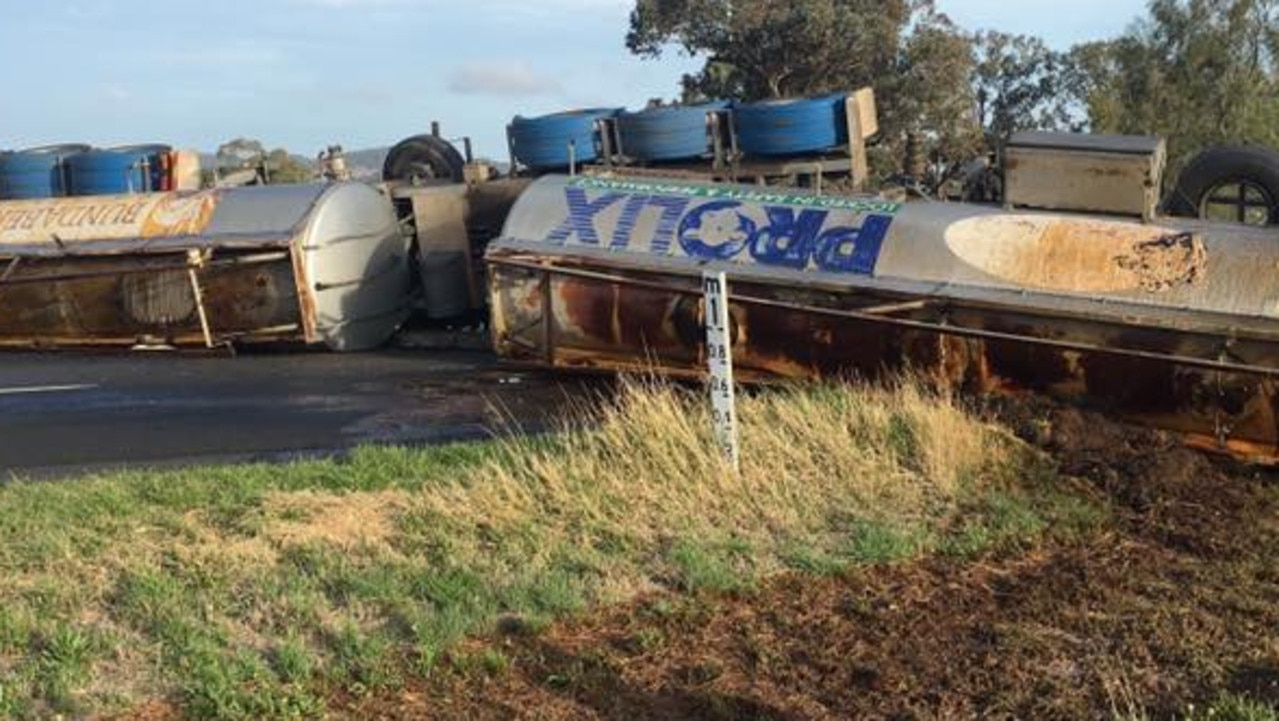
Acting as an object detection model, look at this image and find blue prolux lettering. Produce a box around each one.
[610,195,690,252]
[814,214,892,274]
[749,207,829,269]
[547,188,626,245]
[548,188,892,275]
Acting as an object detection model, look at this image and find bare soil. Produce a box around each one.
[338,398,1279,720]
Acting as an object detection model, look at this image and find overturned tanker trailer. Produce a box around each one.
[0,183,411,350]
[487,175,1279,460]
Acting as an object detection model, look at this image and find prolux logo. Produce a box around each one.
[546,186,893,276]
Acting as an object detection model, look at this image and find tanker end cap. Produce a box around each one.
[298,182,414,352]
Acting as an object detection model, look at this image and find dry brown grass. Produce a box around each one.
[421,376,1008,553]
[260,489,410,553]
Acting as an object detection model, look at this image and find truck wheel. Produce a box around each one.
[1166,146,1279,226]
[383,135,466,184]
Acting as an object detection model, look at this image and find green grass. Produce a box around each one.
[0,377,1104,719]
[1114,693,1279,721]
[1197,694,1279,721]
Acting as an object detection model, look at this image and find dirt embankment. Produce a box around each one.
[342,399,1279,720]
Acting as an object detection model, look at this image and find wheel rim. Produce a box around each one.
[403,161,440,185]
[1200,179,1276,226]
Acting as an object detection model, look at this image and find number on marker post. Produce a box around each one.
[703,271,739,472]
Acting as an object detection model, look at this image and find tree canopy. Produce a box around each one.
[625,0,1073,179]
[214,138,314,185]
[627,0,910,101]
[1068,0,1279,169]
[974,31,1073,142]
[627,0,1279,180]
[628,0,985,176]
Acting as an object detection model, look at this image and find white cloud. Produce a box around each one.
[448,61,563,97]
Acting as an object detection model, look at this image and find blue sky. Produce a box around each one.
[0,0,1148,157]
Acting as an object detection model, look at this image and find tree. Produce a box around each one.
[265,149,314,185]
[1066,0,1279,170]
[627,0,911,101]
[627,0,982,179]
[974,32,1074,143]
[877,7,982,182]
[212,138,314,186]
[216,138,266,170]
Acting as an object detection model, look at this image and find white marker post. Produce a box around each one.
[703,271,740,472]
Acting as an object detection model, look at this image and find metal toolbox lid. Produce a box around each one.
[1008,131,1165,156]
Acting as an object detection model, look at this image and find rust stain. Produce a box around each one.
[289,241,319,343]
[1086,166,1129,177]
[0,251,303,348]
[946,215,1206,294]
[488,255,1279,463]
[1113,232,1206,292]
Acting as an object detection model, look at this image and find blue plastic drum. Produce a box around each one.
[508,109,621,170]
[734,94,849,157]
[617,102,730,162]
[67,144,172,196]
[0,144,91,199]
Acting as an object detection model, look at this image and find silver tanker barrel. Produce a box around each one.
[486,174,1279,460]
[0,183,411,351]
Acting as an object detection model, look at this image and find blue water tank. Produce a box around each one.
[508,109,620,170]
[67,144,171,196]
[0,144,90,199]
[735,94,849,157]
[617,102,730,162]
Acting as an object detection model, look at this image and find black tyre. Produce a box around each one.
[1167,145,1279,226]
[382,135,466,184]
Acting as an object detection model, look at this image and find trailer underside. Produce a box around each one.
[489,251,1279,461]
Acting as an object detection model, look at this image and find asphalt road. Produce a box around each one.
[0,349,591,477]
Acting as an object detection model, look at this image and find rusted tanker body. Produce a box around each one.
[487,175,1279,459]
[0,183,411,351]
